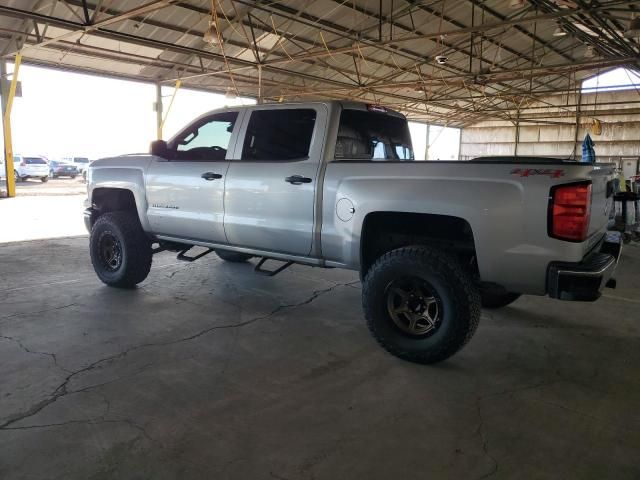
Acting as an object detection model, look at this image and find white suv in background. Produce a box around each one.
[63,156,91,175]
[14,155,50,182]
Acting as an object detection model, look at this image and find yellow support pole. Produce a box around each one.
[3,53,21,198]
[159,79,181,140]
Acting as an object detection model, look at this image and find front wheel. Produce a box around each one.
[362,245,481,364]
[480,292,521,309]
[41,176,49,183]
[14,170,21,182]
[90,211,152,288]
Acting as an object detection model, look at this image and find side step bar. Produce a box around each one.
[172,246,294,277]
[254,257,294,277]
[177,247,215,262]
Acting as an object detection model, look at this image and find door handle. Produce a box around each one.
[201,172,222,180]
[285,175,312,185]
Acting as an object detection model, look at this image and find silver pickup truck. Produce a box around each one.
[84,101,622,364]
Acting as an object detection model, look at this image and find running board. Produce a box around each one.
[177,247,214,262]
[254,257,294,277]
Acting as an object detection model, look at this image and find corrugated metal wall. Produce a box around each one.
[460,89,640,162]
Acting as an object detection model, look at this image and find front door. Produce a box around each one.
[223,106,326,256]
[146,110,241,243]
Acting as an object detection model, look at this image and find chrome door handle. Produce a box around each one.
[201,172,222,180]
[285,175,312,185]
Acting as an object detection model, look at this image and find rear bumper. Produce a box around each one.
[547,231,622,301]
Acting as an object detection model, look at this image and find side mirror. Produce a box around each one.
[150,140,170,158]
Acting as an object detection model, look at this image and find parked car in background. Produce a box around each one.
[63,157,91,175]
[14,155,49,182]
[49,160,78,178]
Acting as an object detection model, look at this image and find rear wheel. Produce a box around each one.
[14,170,21,182]
[41,176,48,183]
[90,211,152,288]
[215,250,253,263]
[480,292,521,309]
[362,245,481,364]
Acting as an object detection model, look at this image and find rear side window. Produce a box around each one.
[335,109,414,161]
[241,109,316,161]
[24,157,47,164]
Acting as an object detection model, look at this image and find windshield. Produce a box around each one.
[74,158,90,163]
[335,109,414,161]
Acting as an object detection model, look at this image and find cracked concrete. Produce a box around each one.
[0,237,639,479]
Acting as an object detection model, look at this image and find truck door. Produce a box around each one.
[223,105,327,256]
[146,110,241,243]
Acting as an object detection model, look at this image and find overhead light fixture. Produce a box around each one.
[435,55,448,65]
[225,87,237,100]
[624,15,640,38]
[509,0,526,9]
[584,45,595,58]
[203,19,220,45]
[553,24,567,37]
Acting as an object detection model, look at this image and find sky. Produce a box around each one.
[3,64,460,161]
[5,64,252,160]
[582,67,640,93]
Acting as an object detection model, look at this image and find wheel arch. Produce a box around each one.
[360,211,477,278]
[89,187,149,232]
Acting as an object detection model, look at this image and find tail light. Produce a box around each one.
[548,182,592,242]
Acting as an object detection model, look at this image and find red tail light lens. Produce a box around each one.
[549,182,592,242]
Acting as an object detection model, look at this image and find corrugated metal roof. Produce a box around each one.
[0,0,638,126]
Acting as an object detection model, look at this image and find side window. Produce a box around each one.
[241,109,316,161]
[172,111,238,161]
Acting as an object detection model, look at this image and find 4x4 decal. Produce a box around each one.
[511,168,565,178]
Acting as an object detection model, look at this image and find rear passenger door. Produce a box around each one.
[223,106,327,256]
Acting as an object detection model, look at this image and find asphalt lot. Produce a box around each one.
[0,177,87,243]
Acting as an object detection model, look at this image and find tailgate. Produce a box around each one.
[587,165,615,243]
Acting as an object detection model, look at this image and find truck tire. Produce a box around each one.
[215,250,253,263]
[362,245,481,364]
[90,211,152,288]
[41,176,49,183]
[480,292,521,309]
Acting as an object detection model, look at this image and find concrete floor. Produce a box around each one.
[1,237,639,479]
[0,178,86,243]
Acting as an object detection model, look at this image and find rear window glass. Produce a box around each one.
[24,157,47,164]
[335,110,414,161]
[74,158,89,163]
[241,109,316,161]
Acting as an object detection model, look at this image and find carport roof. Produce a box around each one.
[0,0,638,127]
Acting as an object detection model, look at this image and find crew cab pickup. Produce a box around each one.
[84,101,621,364]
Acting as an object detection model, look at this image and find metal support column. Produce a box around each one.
[514,109,521,157]
[425,124,430,160]
[1,53,21,198]
[573,89,582,158]
[155,80,181,141]
[155,82,163,140]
